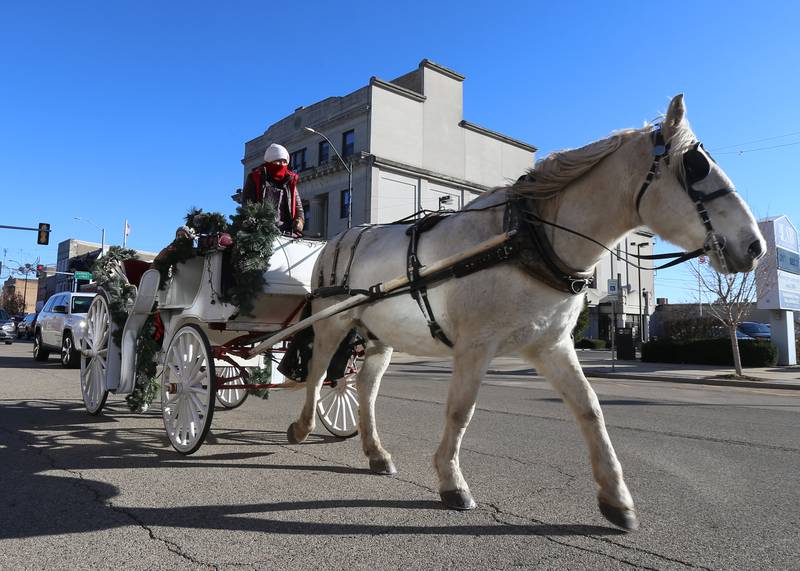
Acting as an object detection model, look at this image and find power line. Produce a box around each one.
[715,140,800,156]
[709,129,800,151]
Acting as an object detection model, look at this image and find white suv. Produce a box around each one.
[33,292,96,367]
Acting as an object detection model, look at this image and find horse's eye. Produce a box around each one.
[683,145,711,183]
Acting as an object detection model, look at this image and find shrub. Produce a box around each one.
[575,338,607,350]
[641,338,777,367]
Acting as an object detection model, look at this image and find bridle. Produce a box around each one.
[632,125,736,273]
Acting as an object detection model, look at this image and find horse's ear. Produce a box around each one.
[664,94,686,138]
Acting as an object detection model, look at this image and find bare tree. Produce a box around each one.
[1,291,26,315]
[690,261,757,377]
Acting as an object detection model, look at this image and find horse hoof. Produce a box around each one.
[369,457,397,476]
[440,489,477,511]
[598,499,639,531]
[286,422,304,444]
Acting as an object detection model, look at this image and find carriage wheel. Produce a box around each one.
[316,352,361,438]
[161,324,215,455]
[215,366,249,409]
[80,293,110,415]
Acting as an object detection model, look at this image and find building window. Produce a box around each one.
[342,130,354,158]
[290,148,306,171]
[340,189,350,219]
[318,141,330,165]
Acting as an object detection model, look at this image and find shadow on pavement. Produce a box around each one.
[0,354,65,370]
[0,398,625,540]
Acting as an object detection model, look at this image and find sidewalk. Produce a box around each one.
[574,350,800,391]
[391,350,800,391]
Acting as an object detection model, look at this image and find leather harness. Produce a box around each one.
[312,195,592,347]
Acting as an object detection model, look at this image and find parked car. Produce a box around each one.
[17,313,38,340]
[33,292,96,367]
[737,322,771,341]
[0,319,15,344]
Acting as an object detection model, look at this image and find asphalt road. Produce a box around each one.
[1,340,798,570]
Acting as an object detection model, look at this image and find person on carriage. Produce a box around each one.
[242,143,305,234]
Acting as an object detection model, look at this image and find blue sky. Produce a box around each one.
[1,1,798,303]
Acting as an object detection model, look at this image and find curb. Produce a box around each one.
[584,372,800,391]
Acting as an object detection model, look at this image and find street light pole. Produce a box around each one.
[304,126,353,230]
[631,241,650,342]
[73,217,105,256]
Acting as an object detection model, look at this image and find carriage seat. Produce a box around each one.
[122,259,154,288]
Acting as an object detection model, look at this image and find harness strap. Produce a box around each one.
[635,128,670,212]
[341,226,371,287]
[406,217,454,347]
[328,230,348,286]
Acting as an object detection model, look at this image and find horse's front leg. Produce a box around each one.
[522,340,638,530]
[287,322,347,444]
[355,341,396,475]
[433,341,495,510]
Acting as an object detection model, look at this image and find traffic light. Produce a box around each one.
[36,264,45,278]
[37,222,51,245]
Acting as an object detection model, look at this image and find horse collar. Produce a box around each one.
[507,197,594,295]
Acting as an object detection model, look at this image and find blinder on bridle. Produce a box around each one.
[634,126,735,271]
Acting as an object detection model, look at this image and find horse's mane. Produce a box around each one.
[468,117,697,208]
[512,128,641,199]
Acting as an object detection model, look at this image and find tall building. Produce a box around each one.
[243,59,654,342]
[242,59,536,238]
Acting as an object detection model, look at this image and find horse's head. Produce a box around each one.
[638,94,765,274]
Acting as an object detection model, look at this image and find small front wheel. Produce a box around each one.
[316,366,360,438]
[161,324,215,455]
[215,366,249,409]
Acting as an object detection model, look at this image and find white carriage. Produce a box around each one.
[78,235,362,455]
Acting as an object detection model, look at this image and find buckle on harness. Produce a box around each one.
[570,279,589,295]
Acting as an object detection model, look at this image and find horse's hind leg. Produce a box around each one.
[522,341,638,530]
[355,341,396,475]
[433,342,495,510]
[287,319,349,444]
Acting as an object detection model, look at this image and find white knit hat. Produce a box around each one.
[264,143,289,163]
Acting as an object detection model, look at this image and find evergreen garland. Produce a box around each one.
[91,246,138,346]
[125,315,161,412]
[223,200,279,316]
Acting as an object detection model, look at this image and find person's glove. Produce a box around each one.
[293,217,305,233]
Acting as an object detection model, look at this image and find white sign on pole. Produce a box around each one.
[607,278,619,298]
[757,216,800,311]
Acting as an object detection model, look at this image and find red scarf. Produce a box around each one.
[267,162,288,180]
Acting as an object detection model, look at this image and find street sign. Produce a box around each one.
[607,279,618,294]
[74,271,93,281]
[757,216,800,310]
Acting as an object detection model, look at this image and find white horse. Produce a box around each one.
[287,95,765,530]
